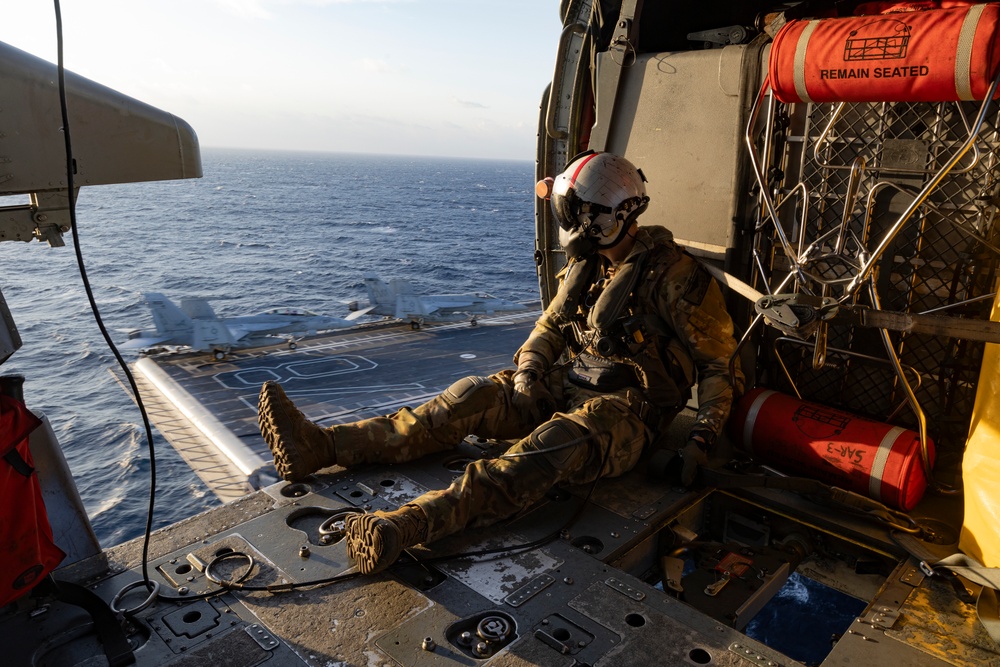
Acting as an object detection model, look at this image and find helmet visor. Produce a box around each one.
[551,188,582,232]
[551,189,613,233]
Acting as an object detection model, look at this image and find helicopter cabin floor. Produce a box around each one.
[11,312,986,665]
[11,415,983,666]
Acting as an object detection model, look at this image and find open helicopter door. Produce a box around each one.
[739,3,1000,519]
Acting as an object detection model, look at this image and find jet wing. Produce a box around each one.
[226,322,280,340]
[345,305,376,320]
[119,335,174,350]
[416,297,480,316]
[432,300,478,313]
[391,292,523,322]
[394,295,435,319]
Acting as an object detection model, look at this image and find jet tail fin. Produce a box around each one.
[389,278,415,295]
[180,297,218,320]
[363,274,396,308]
[144,293,193,337]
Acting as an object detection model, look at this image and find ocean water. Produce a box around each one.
[0,148,538,547]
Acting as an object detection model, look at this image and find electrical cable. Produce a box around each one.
[170,426,618,596]
[52,0,160,595]
[151,349,627,596]
[497,431,595,459]
[406,434,612,568]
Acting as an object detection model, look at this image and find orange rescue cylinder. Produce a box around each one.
[729,388,934,511]
[769,4,1000,104]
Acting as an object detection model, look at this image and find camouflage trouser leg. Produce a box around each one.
[330,370,540,467]
[412,389,651,543]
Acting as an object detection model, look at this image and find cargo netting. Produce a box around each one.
[747,95,1000,453]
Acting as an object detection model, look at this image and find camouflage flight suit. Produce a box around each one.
[328,225,742,543]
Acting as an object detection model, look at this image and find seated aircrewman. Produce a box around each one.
[258,151,743,574]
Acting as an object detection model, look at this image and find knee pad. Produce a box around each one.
[442,375,496,408]
[417,376,498,429]
[527,419,590,473]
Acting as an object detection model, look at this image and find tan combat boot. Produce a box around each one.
[257,381,336,482]
[345,504,429,575]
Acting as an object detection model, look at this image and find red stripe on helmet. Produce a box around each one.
[568,152,600,185]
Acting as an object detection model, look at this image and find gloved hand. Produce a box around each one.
[679,438,709,487]
[511,369,551,424]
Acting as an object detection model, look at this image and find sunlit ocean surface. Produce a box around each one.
[0,148,538,547]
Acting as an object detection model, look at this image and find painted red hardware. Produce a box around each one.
[729,388,934,511]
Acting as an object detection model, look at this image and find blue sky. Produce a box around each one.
[5,1,563,159]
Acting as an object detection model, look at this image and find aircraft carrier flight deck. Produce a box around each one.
[126,310,543,501]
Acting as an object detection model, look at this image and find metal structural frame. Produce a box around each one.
[743,69,1000,479]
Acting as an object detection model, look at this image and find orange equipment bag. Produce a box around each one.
[0,395,65,606]
[769,3,1000,103]
[729,388,934,511]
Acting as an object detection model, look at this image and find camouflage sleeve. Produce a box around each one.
[513,300,567,374]
[659,255,745,442]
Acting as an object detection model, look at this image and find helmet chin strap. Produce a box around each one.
[595,206,644,249]
[596,223,639,264]
[595,219,631,250]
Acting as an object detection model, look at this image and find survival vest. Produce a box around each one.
[557,234,697,419]
[0,394,65,606]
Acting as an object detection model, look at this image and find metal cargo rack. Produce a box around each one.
[745,78,1000,460]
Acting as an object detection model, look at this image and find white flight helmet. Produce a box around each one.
[549,151,649,258]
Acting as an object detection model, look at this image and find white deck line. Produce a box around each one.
[134,356,268,477]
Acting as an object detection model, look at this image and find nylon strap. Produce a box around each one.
[702,467,834,496]
[793,21,819,104]
[932,552,1000,646]
[979,586,1000,647]
[691,258,764,303]
[955,4,987,100]
[550,256,598,321]
[38,577,136,667]
[892,532,1000,644]
[3,447,34,477]
[932,553,1000,590]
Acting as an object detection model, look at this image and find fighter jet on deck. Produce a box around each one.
[121,292,365,359]
[355,273,527,329]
